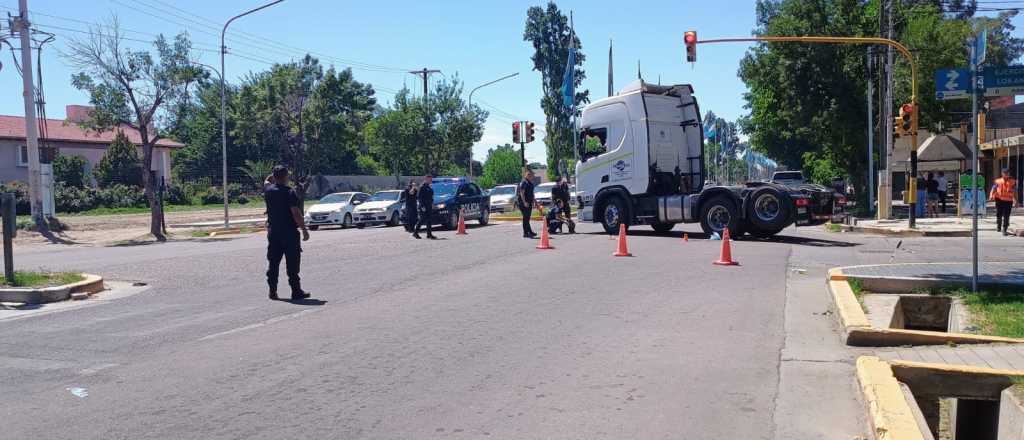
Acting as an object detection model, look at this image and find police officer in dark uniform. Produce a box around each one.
[263,165,310,301]
[518,168,537,238]
[551,175,575,234]
[401,180,418,232]
[413,174,437,239]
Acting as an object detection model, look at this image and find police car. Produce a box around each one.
[411,177,491,229]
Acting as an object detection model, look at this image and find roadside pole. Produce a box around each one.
[14,0,46,232]
[970,44,981,292]
[2,193,15,284]
[866,48,875,212]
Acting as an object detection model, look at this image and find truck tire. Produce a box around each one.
[598,195,630,235]
[651,223,675,233]
[746,187,790,231]
[699,195,739,236]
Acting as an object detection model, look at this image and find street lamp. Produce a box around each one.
[221,0,285,228]
[467,72,519,179]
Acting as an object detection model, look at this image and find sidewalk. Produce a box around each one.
[842,262,1024,288]
[844,215,1024,237]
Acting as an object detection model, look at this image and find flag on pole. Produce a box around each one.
[562,46,576,111]
[608,39,614,97]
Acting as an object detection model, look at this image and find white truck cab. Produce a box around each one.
[575,80,841,237]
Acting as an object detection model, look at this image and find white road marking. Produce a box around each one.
[197,307,324,342]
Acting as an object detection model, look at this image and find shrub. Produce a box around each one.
[93,131,143,188]
[55,183,98,213]
[55,183,148,213]
[0,181,30,215]
[163,184,193,205]
[53,154,89,188]
[198,184,244,205]
[95,184,148,209]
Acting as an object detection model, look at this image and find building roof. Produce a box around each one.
[0,115,184,148]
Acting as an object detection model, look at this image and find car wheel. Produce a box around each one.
[699,195,739,236]
[308,225,319,231]
[599,195,630,235]
[478,208,489,225]
[446,211,459,230]
[651,223,675,233]
[389,211,400,227]
[342,213,353,229]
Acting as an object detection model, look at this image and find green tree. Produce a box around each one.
[237,159,275,190]
[67,16,202,240]
[524,2,588,179]
[92,131,143,188]
[52,154,89,188]
[480,144,523,189]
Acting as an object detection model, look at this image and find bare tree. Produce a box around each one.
[66,16,202,241]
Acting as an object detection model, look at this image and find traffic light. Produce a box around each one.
[684,31,697,63]
[512,121,521,144]
[898,103,914,134]
[525,122,536,143]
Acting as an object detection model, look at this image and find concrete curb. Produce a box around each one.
[0,273,104,304]
[207,227,267,237]
[837,224,972,237]
[856,356,929,440]
[827,268,1024,347]
[838,262,1024,293]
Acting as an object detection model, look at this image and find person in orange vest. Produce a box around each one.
[989,168,1019,236]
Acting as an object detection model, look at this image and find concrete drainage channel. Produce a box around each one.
[828,266,1024,439]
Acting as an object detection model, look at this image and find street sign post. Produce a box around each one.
[983,66,1024,97]
[1,193,15,284]
[935,68,972,101]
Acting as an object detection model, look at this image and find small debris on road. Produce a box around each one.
[66,387,88,398]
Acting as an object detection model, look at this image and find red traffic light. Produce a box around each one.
[684,31,697,44]
[512,121,522,143]
[684,31,697,62]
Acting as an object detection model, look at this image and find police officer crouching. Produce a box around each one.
[264,165,311,301]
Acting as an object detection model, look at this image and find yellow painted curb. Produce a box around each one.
[856,356,928,440]
[890,359,1024,377]
[827,267,1024,347]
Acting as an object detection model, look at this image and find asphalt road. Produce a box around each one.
[2,218,1020,439]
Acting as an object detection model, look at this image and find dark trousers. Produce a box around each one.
[414,209,433,236]
[404,208,418,232]
[520,206,534,236]
[938,191,947,212]
[267,231,301,294]
[996,200,1013,231]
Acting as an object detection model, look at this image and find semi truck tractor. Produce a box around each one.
[574,80,845,237]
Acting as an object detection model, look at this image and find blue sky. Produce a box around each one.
[0,1,1016,164]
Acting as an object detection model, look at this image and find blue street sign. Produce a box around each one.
[972,31,987,67]
[935,68,972,100]
[983,66,1024,97]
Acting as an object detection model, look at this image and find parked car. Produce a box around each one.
[405,177,490,229]
[534,182,558,208]
[488,184,518,213]
[353,190,404,228]
[304,192,370,230]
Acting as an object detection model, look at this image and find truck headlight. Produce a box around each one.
[435,203,446,210]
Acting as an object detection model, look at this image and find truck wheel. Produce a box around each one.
[746,187,790,231]
[599,195,630,235]
[651,223,675,233]
[699,195,739,236]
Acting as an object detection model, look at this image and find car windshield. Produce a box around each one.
[319,193,352,204]
[536,184,556,194]
[369,191,401,202]
[774,172,804,181]
[432,183,460,201]
[490,186,515,196]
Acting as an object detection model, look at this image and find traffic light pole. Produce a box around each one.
[697,35,919,226]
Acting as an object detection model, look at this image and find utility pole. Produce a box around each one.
[14,0,46,232]
[880,0,895,220]
[410,68,441,173]
[866,48,875,212]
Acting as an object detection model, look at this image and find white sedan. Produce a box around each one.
[304,192,370,230]
[353,190,404,228]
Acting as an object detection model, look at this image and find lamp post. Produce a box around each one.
[467,72,519,179]
[221,0,285,228]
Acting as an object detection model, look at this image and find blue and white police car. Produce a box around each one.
[407,177,491,230]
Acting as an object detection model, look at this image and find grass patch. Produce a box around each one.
[944,287,1024,339]
[847,278,867,312]
[825,223,843,233]
[190,230,212,238]
[1,271,84,288]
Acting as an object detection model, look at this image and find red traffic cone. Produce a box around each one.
[613,223,632,257]
[683,233,689,242]
[713,228,739,266]
[456,209,468,235]
[536,221,554,250]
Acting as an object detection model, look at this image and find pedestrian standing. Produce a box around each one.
[989,168,1018,236]
[926,172,939,218]
[518,168,538,238]
[263,165,310,301]
[413,175,437,240]
[915,173,928,218]
[936,171,949,213]
[401,180,418,232]
[551,175,575,234]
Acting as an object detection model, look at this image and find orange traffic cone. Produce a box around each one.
[456,209,468,235]
[713,228,739,266]
[683,233,689,242]
[613,223,632,257]
[536,221,554,250]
